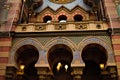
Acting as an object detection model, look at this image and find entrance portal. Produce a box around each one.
[16,45,39,80]
[48,44,73,80]
[81,44,107,80]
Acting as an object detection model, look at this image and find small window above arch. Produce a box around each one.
[74,14,83,22]
[58,15,67,23]
[43,16,52,23]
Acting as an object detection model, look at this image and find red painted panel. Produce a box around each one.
[0,47,10,52]
[115,56,120,62]
[0,76,5,80]
[112,21,120,28]
[0,57,8,63]
[0,38,12,41]
[113,45,120,50]
[112,36,120,39]
[119,76,120,80]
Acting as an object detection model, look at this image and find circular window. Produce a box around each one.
[49,0,75,4]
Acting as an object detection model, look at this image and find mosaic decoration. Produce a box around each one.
[44,37,77,51]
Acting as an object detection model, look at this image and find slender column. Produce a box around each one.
[99,0,106,21]
[19,0,26,23]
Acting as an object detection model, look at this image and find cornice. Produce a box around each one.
[11,30,110,37]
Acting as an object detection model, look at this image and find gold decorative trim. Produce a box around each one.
[49,0,75,4]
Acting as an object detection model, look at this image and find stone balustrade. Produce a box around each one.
[15,21,108,32]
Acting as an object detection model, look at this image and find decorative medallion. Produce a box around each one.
[49,0,75,4]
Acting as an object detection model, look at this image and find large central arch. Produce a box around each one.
[47,44,73,80]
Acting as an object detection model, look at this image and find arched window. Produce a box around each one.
[58,15,67,23]
[74,14,83,22]
[43,16,52,23]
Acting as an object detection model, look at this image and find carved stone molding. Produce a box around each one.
[75,23,87,29]
[22,26,27,31]
[55,24,66,30]
[35,25,46,30]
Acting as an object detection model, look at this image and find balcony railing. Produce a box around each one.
[15,21,108,32]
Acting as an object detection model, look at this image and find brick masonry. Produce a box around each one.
[112,36,120,79]
[0,38,12,79]
[105,0,120,79]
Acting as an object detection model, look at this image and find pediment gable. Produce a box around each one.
[36,6,89,22]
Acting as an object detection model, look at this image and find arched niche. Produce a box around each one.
[58,15,67,22]
[16,45,39,68]
[8,38,43,68]
[74,14,83,22]
[47,44,73,70]
[78,37,115,65]
[81,43,107,80]
[82,43,107,66]
[44,37,78,71]
[47,44,73,80]
[43,15,52,23]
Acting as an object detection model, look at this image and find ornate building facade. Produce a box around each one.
[0,0,120,80]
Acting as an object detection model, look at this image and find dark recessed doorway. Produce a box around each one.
[16,45,39,80]
[81,44,107,80]
[48,44,73,80]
